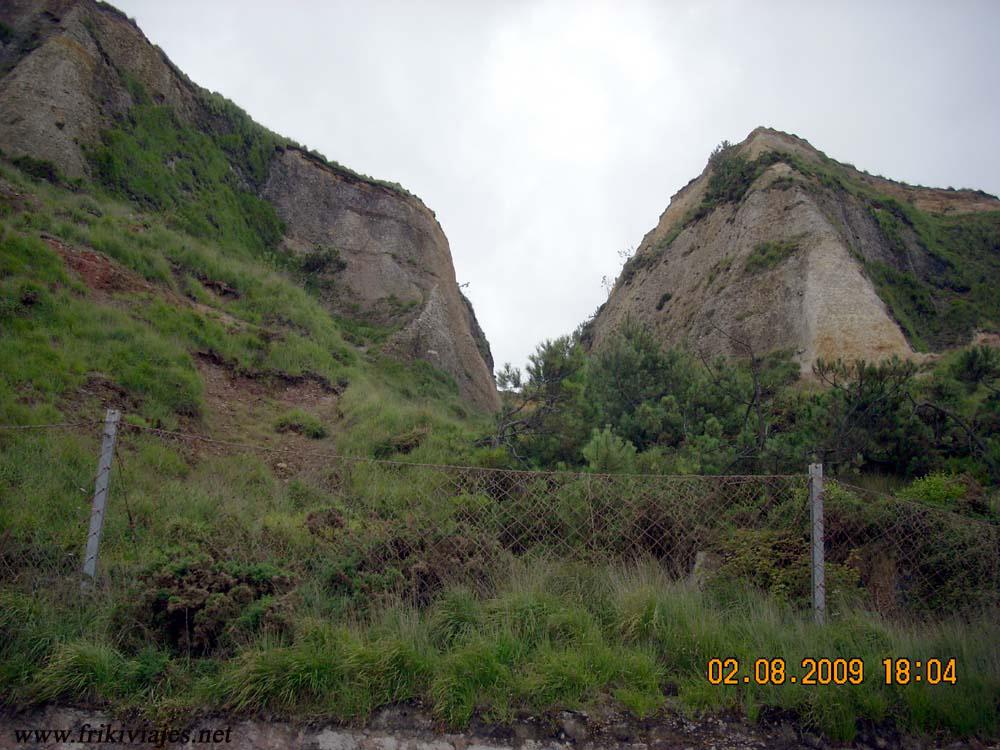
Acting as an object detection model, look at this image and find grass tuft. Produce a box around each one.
[274,409,327,439]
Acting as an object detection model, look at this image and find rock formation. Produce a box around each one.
[588,127,1000,373]
[0,0,499,410]
[262,148,498,410]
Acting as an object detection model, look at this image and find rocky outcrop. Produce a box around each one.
[0,0,199,178]
[0,0,499,410]
[263,148,499,410]
[589,127,1000,373]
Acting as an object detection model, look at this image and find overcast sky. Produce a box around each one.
[115,0,1000,374]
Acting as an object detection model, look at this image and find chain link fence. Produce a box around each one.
[825,479,1000,618]
[1,414,998,622]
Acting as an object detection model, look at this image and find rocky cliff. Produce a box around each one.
[261,148,499,410]
[0,0,499,410]
[588,127,1000,373]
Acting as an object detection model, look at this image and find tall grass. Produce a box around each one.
[3,543,996,741]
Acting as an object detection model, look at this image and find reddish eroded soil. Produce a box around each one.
[45,233,247,331]
[42,234,343,465]
[43,233,154,297]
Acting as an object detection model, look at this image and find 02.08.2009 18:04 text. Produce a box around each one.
[706,657,957,686]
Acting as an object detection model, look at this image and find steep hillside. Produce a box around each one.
[0,0,498,409]
[587,127,1000,372]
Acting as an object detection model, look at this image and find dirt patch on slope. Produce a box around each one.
[44,233,154,296]
[46,234,248,334]
[42,234,343,465]
[192,355,341,471]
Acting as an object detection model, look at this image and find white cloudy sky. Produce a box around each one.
[115,0,1000,374]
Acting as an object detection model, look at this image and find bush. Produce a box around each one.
[898,472,966,507]
[300,246,347,275]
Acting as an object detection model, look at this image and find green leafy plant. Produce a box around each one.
[300,246,347,275]
[898,472,967,507]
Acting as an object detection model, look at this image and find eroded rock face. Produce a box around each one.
[589,127,999,373]
[262,148,499,411]
[0,0,499,411]
[0,0,198,178]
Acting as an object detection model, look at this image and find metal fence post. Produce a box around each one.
[82,408,121,588]
[809,463,825,625]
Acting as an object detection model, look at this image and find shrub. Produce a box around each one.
[705,146,756,204]
[898,472,966,507]
[140,553,293,655]
[713,528,861,610]
[372,426,429,458]
[300,246,347,275]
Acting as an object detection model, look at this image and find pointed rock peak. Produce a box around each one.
[587,127,1000,379]
[724,126,827,166]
